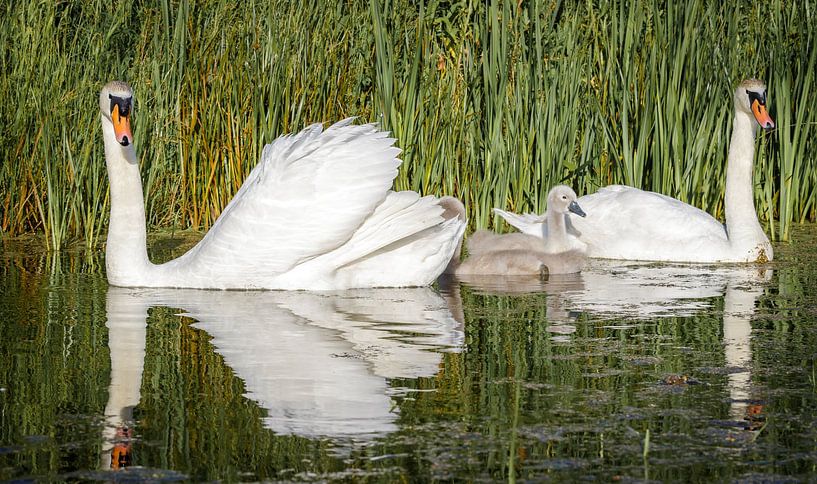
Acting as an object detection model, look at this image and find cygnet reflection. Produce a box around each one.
[450,259,772,422]
[451,260,771,320]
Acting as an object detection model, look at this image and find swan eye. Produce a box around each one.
[746,89,766,106]
[109,94,132,117]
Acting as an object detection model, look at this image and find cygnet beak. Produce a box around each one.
[568,201,586,217]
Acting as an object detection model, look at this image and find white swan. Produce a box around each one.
[99,81,465,290]
[451,185,588,275]
[494,79,775,263]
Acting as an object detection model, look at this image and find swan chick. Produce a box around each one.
[453,185,588,276]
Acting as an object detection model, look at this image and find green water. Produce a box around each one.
[1,228,817,482]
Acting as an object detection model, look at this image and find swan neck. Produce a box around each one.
[724,110,765,247]
[544,209,568,252]
[102,115,151,284]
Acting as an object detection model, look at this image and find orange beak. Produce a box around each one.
[751,99,775,129]
[111,104,133,146]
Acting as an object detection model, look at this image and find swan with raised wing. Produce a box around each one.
[494,79,775,263]
[99,81,465,289]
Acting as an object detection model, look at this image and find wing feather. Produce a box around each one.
[165,120,402,282]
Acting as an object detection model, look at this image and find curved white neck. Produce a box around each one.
[724,110,767,249]
[101,115,151,284]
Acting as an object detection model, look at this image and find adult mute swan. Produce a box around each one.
[494,79,775,263]
[99,81,465,290]
[450,185,588,275]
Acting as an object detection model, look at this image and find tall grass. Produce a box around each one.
[0,0,815,251]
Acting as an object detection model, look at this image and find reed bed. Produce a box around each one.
[1,0,815,250]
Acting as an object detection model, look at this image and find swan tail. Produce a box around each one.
[438,195,466,223]
[335,216,465,287]
[325,191,452,267]
[318,191,465,286]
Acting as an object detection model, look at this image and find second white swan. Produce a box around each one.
[494,79,775,263]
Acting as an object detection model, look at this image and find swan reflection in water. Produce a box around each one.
[102,260,772,468]
[101,287,464,468]
[447,259,772,420]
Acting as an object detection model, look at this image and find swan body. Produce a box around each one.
[494,79,775,263]
[452,185,588,275]
[99,81,465,290]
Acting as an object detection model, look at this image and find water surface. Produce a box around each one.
[1,228,817,481]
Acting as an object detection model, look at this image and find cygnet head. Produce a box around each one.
[548,185,586,217]
[734,79,774,130]
[100,81,135,146]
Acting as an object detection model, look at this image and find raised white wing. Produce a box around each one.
[164,119,401,282]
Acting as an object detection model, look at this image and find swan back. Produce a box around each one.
[455,249,548,276]
[454,245,586,276]
[467,230,543,256]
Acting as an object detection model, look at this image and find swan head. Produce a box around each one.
[735,79,774,130]
[548,185,586,218]
[100,81,134,146]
